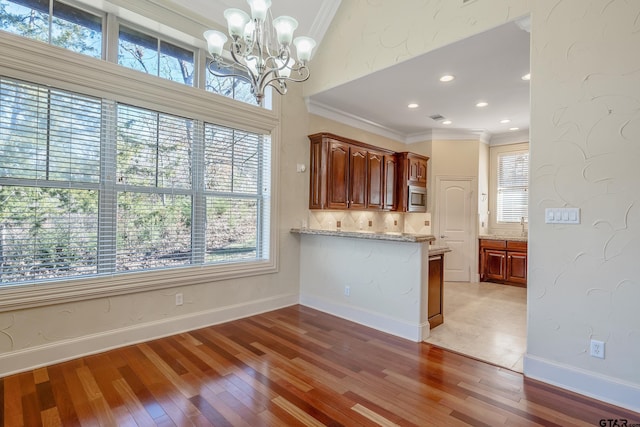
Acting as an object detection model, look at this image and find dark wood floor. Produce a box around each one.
[1,305,638,426]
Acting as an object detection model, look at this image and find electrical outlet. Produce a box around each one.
[590,339,605,359]
[175,293,183,306]
[344,286,350,297]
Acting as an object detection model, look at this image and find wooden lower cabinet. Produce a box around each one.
[506,250,527,285]
[428,254,444,328]
[479,239,527,287]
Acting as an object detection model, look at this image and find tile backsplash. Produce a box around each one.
[307,210,432,235]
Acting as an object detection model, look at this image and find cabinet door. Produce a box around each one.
[349,146,368,209]
[309,139,324,209]
[327,140,349,209]
[507,251,527,285]
[484,249,506,281]
[416,158,428,186]
[428,255,444,328]
[407,155,428,186]
[367,151,384,210]
[408,157,420,182]
[384,154,397,211]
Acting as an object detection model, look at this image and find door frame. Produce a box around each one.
[433,175,478,282]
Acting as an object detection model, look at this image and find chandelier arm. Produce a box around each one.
[267,81,288,96]
[206,60,254,87]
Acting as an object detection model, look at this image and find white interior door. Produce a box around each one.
[437,178,473,282]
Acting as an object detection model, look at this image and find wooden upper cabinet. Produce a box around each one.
[406,154,428,186]
[308,138,325,209]
[383,154,397,211]
[349,146,368,209]
[397,152,430,211]
[327,140,350,209]
[308,133,400,211]
[367,151,385,210]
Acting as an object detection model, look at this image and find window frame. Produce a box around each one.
[0,0,106,59]
[488,142,530,233]
[0,16,281,312]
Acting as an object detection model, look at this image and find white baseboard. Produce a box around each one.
[300,294,428,342]
[524,354,640,413]
[0,294,298,378]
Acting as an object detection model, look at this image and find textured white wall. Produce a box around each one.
[526,0,640,403]
[308,0,640,411]
[299,234,429,341]
[306,0,530,96]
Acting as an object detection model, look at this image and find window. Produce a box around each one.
[1,1,274,108]
[116,105,194,272]
[0,77,102,283]
[203,125,270,262]
[496,150,529,223]
[0,0,102,58]
[118,24,194,86]
[0,76,272,286]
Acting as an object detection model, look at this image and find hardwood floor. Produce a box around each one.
[1,305,638,426]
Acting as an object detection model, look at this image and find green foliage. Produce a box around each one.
[0,186,98,282]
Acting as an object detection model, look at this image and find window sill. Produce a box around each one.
[0,259,278,313]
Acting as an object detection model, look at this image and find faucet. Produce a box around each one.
[520,216,527,236]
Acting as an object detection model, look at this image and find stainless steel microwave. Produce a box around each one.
[407,185,427,212]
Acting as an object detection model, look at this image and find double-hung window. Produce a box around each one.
[496,150,529,223]
[0,77,101,282]
[0,0,277,299]
[0,76,272,286]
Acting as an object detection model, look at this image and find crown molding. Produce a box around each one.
[305,99,410,143]
[305,99,497,144]
[308,0,343,48]
[489,128,530,146]
[430,128,487,142]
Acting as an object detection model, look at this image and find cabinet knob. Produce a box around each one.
[440,235,448,239]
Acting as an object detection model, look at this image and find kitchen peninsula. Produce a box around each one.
[292,228,449,342]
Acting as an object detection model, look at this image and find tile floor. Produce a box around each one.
[425,281,527,372]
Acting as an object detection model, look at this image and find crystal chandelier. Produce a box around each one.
[203,0,316,106]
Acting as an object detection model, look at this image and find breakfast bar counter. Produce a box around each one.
[293,228,447,342]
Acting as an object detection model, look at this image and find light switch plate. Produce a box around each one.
[545,207,580,224]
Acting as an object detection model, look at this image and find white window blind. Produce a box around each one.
[203,124,270,263]
[0,76,272,286]
[115,104,194,272]
[0,77,101,282]
[497,151,529,223]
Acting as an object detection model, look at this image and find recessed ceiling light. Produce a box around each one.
[500,119,511,124]
[407,103,419,109]
[442,120,452,125]
[521,73,531,81]
[510,127,520,131]
[476,101,488,108]
[439,75,455,82]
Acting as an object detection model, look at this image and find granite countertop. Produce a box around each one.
[428,245,451,256]
[290,228,436,243]
[479,234,528,242]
